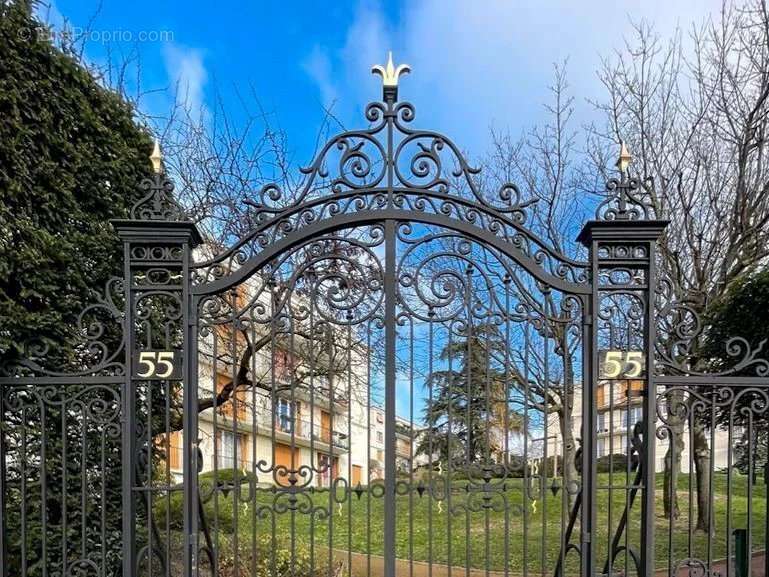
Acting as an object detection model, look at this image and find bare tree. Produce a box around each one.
[483,63,586,506]
[585,2,769,530]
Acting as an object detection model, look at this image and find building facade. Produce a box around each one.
[546,380,736,474]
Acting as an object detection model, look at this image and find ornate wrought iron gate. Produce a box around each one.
[2,59,768,577]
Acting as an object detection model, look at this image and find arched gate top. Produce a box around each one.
[190,56,590,294]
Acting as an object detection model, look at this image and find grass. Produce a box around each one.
[154,471,767,573]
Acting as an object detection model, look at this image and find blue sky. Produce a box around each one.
[41,0,723,423]
[44,0,724,165]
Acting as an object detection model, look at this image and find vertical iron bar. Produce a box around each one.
[41,403,48,577]
[641,239,656,577]
[747,415,754,570]
[523,321,530,577]
[581,244,598,577]
[765,434,769,577]
[427,310,435,577]
[384,218,397,577]
[465,266,472,577]
[409,315,415,577]
[230,290,240,577]
[366,317,373,577]
[165,373,172,577]
[183,246,200,577]
[0,382,6,577]
[122,239,137,577]
[250,322,258,577]
[542,308,550,577]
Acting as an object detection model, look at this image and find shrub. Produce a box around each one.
[596,453,639,473]
[212,533,322,577]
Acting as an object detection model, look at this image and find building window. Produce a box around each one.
[275,349,298,382]
[217,430,249,469]
[377,431,383,443]
[597,438,606,457]
[624,380,644,400]
[156,430,182,470]
[597,412,607,433]
[597,385,606,408]
[318,453,338,487]
[277,399,299,434]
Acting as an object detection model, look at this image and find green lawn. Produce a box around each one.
[155,471,767,573]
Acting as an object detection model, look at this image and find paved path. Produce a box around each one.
[653,551,765,577]
[334,549,769,577]
[335,549,768,577]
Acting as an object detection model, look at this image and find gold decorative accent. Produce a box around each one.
[616,140,632,174]
[150,139,163,174]
[371,51,411,87]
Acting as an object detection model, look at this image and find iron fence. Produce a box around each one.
[1,58,768,577]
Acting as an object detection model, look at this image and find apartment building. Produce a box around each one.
[164,342,375,487]
[163,356,431,489]
[546,380,734,473]
[158,261,382,486]
[368,406,421,476]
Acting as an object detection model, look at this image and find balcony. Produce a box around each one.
[596,380,644,410]
[273,416,349,451]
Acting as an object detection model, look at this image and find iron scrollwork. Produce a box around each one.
[0,276,126,378]
[655,274,769,377]
[596,174,655,221]
[131,172,188,222]
[191,83,590,290]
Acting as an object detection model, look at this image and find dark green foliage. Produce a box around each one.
[154,468,259,533]
[418,322,524,464]
[0,0,153,366]
[703,270,769,427]
[596,453,638,474]
[0,3,153,574]
[703,270,769,377]
[733,429,768,479]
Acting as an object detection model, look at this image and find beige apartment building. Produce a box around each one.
[162,330,420,487]
[547,380,735,473]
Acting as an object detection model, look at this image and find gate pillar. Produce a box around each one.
[112,146,202,577]
[578,150,667,577]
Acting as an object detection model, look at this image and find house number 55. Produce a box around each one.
[600,350,645,379]
[134,350,181,379]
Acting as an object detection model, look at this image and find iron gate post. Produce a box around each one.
[112,162,202,577]
[578,217,667,577]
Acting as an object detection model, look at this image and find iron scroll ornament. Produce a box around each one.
[595,174,655,221]
[0,276,126,378]
[655,274,769,377]
[191,83,589,290]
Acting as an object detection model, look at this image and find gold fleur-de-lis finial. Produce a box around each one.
[372,51,411,88]
[616,140,632,175]
[150,138,163,174]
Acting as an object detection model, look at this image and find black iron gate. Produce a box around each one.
[1,58,768,577]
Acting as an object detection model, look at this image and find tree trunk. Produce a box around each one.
[663,390,684,519]
[559,410,579,509]
[693,423,712,533]
[558,347,579,508]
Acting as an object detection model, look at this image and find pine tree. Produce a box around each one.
[419,322,523,467]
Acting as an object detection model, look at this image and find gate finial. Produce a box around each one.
[372,51,410,101]
[150,138,163,174]
[616,140,632,175]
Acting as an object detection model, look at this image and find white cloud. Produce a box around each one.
[302,46,338,107]
[304,0,724,157]
[164,44,208,121]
